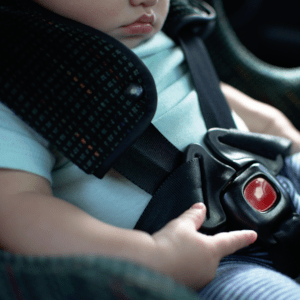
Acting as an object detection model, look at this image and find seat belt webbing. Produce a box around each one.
[113,124,183,195]
[113,28,236,194]
[178,29,236,130]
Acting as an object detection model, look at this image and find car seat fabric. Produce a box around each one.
[1,1,300,299]
[0,251,199,300]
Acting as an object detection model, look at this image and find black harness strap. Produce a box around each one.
[112,13,238,232]
[113,51,235,196]
[113,124,183,195]
[178,29,236,129]
[113,8,236,194]
[271,214,300,279]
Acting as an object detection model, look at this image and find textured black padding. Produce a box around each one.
[0,0,212,178]
[0,0,157,177]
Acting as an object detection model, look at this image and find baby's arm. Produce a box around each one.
[0,168,257,290]
[0,169,154,258]
[221,82,300,153]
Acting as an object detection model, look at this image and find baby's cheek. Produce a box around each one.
[81,9,120,32]
[103,7,121,18]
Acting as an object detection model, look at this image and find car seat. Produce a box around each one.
[0,0,300,299]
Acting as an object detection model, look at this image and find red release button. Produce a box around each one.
[244,177,277,212]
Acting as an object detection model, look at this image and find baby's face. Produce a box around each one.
[33,0,170,48]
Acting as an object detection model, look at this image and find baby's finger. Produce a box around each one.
[212,230,258,259]
[177,203,207,231]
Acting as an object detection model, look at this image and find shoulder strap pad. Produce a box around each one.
[0,0,215,177]
[0,0,215,178]
[0,0,157,177]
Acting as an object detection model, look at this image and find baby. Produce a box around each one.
[1,0,300,298]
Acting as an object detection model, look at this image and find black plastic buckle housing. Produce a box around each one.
[184,143,235,233]
[184,129,294,246]
[223,163,293,246]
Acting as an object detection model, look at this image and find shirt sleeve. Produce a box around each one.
[0,102,56,184]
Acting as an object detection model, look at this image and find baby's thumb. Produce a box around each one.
[177,203,207,231]
[214,230,258,259]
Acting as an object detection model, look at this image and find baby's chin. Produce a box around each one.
[118,35,153,49]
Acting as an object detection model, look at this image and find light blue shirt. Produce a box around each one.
[0,32,247,229]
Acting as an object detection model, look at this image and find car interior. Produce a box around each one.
[223,0,300,68]
[205,0,300,132]
[0,0,300,299]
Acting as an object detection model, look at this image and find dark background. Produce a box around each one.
[222,0,300,68]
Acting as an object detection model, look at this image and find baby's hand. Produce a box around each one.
[151,203,257,290]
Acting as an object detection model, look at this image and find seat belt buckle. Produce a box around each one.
[184,129,295,246]
[222,163,293,246]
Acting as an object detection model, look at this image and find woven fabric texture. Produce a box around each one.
[0,1,155,176]
[0,250,198,300]
[0,0,208,176]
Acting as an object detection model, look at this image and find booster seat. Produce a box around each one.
[0,0,299,299]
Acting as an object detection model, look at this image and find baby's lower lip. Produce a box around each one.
[122,22,153,35]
